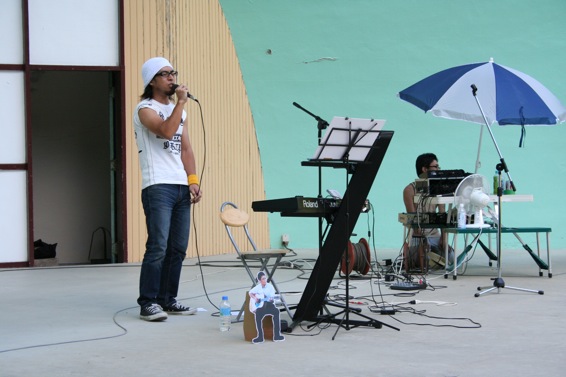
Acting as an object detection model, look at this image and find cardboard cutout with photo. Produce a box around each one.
[248,271,285,344]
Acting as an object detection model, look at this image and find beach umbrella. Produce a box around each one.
[398,58,566,175]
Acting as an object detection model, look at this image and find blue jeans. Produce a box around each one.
[138,184,191,308]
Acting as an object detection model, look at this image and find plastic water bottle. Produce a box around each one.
[457,203,467,229]
[219,296,231,332]
[493,171,498,195]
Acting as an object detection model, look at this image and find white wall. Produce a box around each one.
[28,0,119,66]
[0,0,120,264]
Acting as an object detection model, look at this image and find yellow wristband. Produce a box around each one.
[188,174,199,186]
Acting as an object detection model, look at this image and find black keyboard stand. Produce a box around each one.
[292,128,396,333]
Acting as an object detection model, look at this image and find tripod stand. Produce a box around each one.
[475,164,544,297]
[331,152,399,338]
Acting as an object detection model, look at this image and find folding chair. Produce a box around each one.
[219,202,291,321]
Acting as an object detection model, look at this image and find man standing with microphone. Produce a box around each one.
[133,57,202,321]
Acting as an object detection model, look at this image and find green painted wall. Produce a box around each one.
[220,0,566,251]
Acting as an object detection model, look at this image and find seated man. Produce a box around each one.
[403,153,453,268]
[249,271,285,344]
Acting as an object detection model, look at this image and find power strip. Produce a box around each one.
[390,281,427,291]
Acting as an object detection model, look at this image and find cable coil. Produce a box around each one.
[340,238,371,275]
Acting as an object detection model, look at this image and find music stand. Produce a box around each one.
[308,117,398,338]
[308,117,385,254]
[310,117,386,163]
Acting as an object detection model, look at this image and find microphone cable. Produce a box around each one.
[183,96,252,313]
[185,97,222,311]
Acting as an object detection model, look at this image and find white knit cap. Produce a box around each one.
[141,57,174,88]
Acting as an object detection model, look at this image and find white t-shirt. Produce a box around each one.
[249,282,276,301]
[133,99,188,189]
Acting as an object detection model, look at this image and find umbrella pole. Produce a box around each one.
[469,85,543,297]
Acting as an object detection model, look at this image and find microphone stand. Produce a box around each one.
[292,102,329,256]
[469,86,543,297]
[292,102,329,134]
[470,85,516,192]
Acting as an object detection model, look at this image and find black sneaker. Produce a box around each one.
[163,301,197,315]
[140,303,168,322]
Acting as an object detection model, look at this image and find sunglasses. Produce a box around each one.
[155,70,178,78]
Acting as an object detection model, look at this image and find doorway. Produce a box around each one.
[30,70,123,264]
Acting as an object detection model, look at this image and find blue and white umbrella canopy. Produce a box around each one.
[398,59,566,127]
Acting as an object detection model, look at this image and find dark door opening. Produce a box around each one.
[31,70,123,264]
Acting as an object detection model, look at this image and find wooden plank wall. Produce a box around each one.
[123,0,269,262]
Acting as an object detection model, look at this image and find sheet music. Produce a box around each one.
[311,117,386,162]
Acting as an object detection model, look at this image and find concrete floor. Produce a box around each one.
[1,247,565,377]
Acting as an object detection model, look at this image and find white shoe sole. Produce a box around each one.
[140,313,168,322]
[165,308,197,315]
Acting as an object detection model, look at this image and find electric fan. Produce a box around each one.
[453,174,491,228]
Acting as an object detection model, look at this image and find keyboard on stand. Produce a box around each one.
[252,196,341,218]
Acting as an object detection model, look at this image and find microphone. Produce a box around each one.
[172,84,197,101]
[471,84,478,96]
